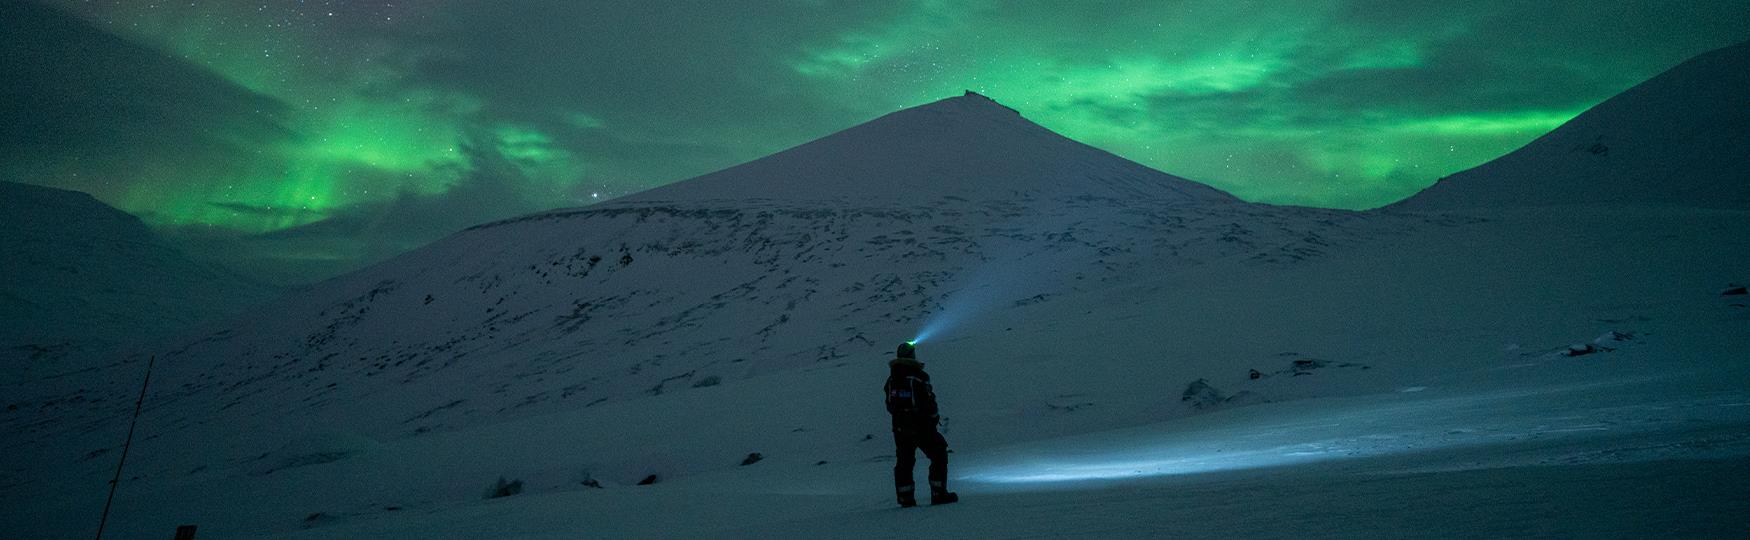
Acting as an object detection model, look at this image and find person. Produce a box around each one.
[884,342,959,507]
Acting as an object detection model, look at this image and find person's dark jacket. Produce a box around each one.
[884,357,939,432]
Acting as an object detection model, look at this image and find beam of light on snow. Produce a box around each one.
[912,282,999,344]
[961,439,1370,484]
[909,288,975,344]
[913,247,1064,345]
[956,378,1746,487]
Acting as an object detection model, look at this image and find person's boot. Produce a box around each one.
[897,485,917,508]
[928,478,959,506]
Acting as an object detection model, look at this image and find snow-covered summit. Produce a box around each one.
[1390,40,1750,210]
[620,91,1238,205]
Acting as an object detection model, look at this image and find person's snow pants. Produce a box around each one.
[893,426,948,497]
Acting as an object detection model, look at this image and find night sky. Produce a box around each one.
[5,1,1747,284]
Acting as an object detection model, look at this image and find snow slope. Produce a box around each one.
[0,91,1379,467]
[19,204,1745,539]
[3,70,1748,538]
[1390,40,1750,210]
[0,181,277,378]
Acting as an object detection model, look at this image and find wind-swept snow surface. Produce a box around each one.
[3,71,1748,537]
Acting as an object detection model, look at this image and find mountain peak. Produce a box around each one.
[913,90,1022,116]
[616,93,1236,206]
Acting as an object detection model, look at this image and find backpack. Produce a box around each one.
[885,375,924,416]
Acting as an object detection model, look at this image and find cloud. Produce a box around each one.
[269,141,536,249]
[162,138,567,285]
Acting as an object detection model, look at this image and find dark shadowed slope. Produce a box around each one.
[0,181,277,372]
[1390,40,1750,210]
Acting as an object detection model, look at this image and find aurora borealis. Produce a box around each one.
[5,1,1747,284]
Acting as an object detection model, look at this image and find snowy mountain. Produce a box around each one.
[0,181,277,377]
[4,82,1748,538]
[1390,40,1750,210]
[10,92,1391,443]
[625,92,1237,206]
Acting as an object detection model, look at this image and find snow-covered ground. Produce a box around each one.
[4,42,1749,538]
[257,369,1750,539]
[6,204,1744,539]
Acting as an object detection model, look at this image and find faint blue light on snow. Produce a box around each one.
[912,289,978,345]
[910,317,949,344]
[961,443,1353,484]
[956,384,1663,487]
[913,262,1053,345]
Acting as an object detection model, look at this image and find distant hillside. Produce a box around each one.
[0,181,278,373]
[1390,40,1750,210]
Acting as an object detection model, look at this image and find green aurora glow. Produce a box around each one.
[6,1,1748,283]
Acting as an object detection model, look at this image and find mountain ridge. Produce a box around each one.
[1389,40,1750,210]
[3,91,1391,461]
[0,180,278,373]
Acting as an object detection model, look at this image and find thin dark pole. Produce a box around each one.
[95,355,155,540]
